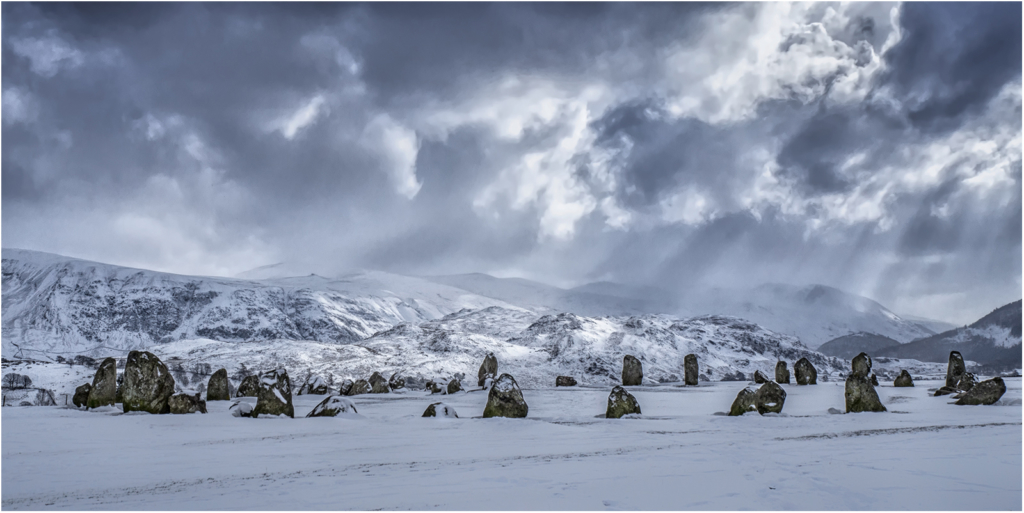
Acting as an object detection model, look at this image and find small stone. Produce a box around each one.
[482,373,528,418]
[684,354,699,386]
[252,369,294,418]
[168,392,207,414]
[423,402,459,418]
[794,358,817,385]
[207,369,231,401]
[478,352,498,387]
[72,383,91,408]
[307,395,359,417]
[446,378,463,394]
[299,375,331,395]
[852,352,872,377]
[893,370,914,387]
[955,377,1006,405]
[338,379,354,396]
[369,372,390,394]
[606,386,641,419]
[729,387,758,416]
[775,361,791,384]
[622,355,643,386]
[236,375,260,397]
[755,381,786,414]
[555,376,577,387]
[86,357,117,409]
[845,373,886,413]
[753,370,770,384]
[945,351,966,388]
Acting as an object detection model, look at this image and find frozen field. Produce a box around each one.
[2,379,1021,510]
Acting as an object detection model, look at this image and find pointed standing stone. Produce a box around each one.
[845,373,886,413]
[945,351,966,388]
[794,358,817,385]
[482,374,528,418]
[478,352,498,387]
[122,351,176,414]
[207,368,231,401]
[252,369,294,418]
[622,355,643,386]
[684,354,699,386]
[893,370,914,387]
[775,361,790,384]
[86,357,117,409]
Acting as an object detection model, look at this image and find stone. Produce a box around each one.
[300,375,330,395]
[775,361,791,384]
[622,355,643,386]
[753,370,770,384]
[423,402,459,418]
[229,401,254,418]
[347,379,371,396]
[86,357,117,409]
[934,386,958,396]
[755,381,787,414]
[236,375,260,397]
[684,354,699,386]
[207,368,231,401]
[72,383,91,408]
[478,352,498,387]
[894,370,914,387]
[388,373,406,390]
[606,386,642,418]
[870,373,879,386]
[307,395,359,417]
[482,373,528,418]
[956,372,977,392]
[845,373,886,413]
[252,369,294,418]
[794,358,817,385]
[122,351,176,414]
[369,372,390,394]
[955,377,1006,406]
[446,378,462,394]
[168,392,207,414]
[729,387,758,416]
[339,379,354,396]
[945,351,966,388]
[115,375,124,403]
[555,376,577,387]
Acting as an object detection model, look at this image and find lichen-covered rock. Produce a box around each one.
[851,352,872,377]
[729,387,758,416]
[555,376,577,387]
[775,361,790,384]
[945,351,966,388]
[483,373,528,418]
[478,352,498,387]
[307,395,359,417]
[606,386,641,419]
[86,357,117,409]
[236,375,260,397]
[684,354,699,386]
[934,386,958,396]
[955,377,1006,405]
[753,370,770,384]
[755,381,787,414]
[252,369,294,418]
[956,372,977,392]
[73,383,91,408]
[446,378,463,394]
[794,358,817,385]
[122,351,176,414]
[347,379,371,396]
[893,370,914,387]
[168,392,207,414]
[845,373,886,413]
[229,401,254,417]
[369,372,390,394]
[207,369,231,401]
[622,355,643,386]
[299,375,330,395]
[388,373,406,390]
[423,402,459,418]
[339,379,354,396]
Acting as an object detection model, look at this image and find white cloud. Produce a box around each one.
[361,114,422,199]
[2,87,38,126]
[277,94,327,140]
[9,33,85,77]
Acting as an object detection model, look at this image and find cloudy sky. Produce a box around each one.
[2,2,1020,323]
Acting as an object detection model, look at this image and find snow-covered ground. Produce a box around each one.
[2,379,1020,510]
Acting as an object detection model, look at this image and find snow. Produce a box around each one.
[1,379,1020,510]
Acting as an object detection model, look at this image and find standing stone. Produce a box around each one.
[753,370,770,384]
[755,381,787,414]
[794,358,817,385]
[369,372,390,394]
[339,379,354,396]
[956,372,977,392]
[845,373,886,413]
[729,387,758,416]
[555,376,577,387]
[73,383,91,408]
[207,369,230,401]
[622,355,643,386]
[945,351,966,388]
[482,373,528,418]
[299,375,331,395]
[852,352,872,376]
[347,379,371,396]
[893,370,914,387]
[168,392,207,414]
[775,361,791,384]
[954,377,1006,405]
[122,351,176,414]
[236,375,260,397]
[478,352,498,387]
[86,357,117,409]
[606,386,642,419]
[684,354,699,386]
[388,373,406,390]
[307,395,359,417]
[252,369,294,418]
[446,378,463,394]
[423,402,459,418]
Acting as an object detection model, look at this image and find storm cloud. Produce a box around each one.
[2,2,1020,324]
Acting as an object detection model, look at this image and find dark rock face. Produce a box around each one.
[606,386,642,419]
[845,373,887,413]
[794,358,817,385]
[894,370,914,387]
[339,379,354,396]
[307,395,358,417]
[775,361,791,384]
[207,368,230,401]
[945,351,966,387]
[347,379,371,396]
[852,352,872,376]
[236,375,260,397]
[86,357,117,409]
[73,383,91,408]
[755,381,787,414]
[483,373,528,418]
[555,376,577,387]
[684,354,699,386]
[753,370,770,384]
[622,355,643,386]
[446,378,463,394]
[388,373,405,390]
[955,377,1006,405]
[252,369,294,418]
[478,352,498,387]
[122,351,176,414]
[870,374,879,386]
[956,372,977,392]
[729,387,758,416]
[423,402,459,418]
[168,392,207,414]
[369,372,390,394]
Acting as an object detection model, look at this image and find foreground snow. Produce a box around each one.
[2,379,1020,510]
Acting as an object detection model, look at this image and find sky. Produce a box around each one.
[1,2,1021,324]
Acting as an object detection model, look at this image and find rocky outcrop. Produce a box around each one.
[684,354,699,386]
[236,375,260,397]
[207,368,231,401]
[852,352,872,376]
[307,395,359,417]
[894,370,914,387]
[168,392,207,414]
[86,357,117,409]
[753,370,770,384]
[483,373,528,418]
[478,352,498,387]
[622,355,643,386]
[423,402,459,418]
[775,361,790,384]
[794,358,817,385]
[388,373,406,390]
[369,372,390,394]
[945,351,966,388]
[555,376,577,387]
[122,351,176,414]
[446,378,463,394]
[955,377,1006,405]
[606,386,641,418]
[845,373,886,413]
[347,379,371,396]
[755,381,786,414]
[252,369,294,418]
[729,387,758,416]
[73,383,91,408]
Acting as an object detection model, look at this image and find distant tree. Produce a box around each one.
[232,363,252,381]
[1,374,32,389]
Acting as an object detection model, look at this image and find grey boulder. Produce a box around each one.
[86,357,117,409]
[423,402,459,418]
[207,368,231,401]
[347,379,371,396]
[72,383,91,408]
[369,372,390,394]
[122,351,176,414]
[753,370,770,384]
[684,354,699,386]
[845,373,886,413]
[755,381,787,414]
[955,377,1006,405]
[729,387,758,416]
[236,375,260,397]
[483,373,528,418]
[307,395,359,417]
[794,358,817,385]
[252,369,294,418]
[168,392,207,414]
[893,370,914,387]
[606,386,641,419]
[555,376,577,387]
[775,361,791,384]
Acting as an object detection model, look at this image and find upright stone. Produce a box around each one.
[122,351,176,414]
[73,383,91,408]
[729,387,758,416]
[945,351,966,388]
[755,381,787,414]
[893,370,914,387]
[606,386,642,419]
[955,377,1006,406]
[775,361,791,384]
[252,369,294,418]
[683,354,699,385]
[236,375,260,397]
[852,352,872,376]
[482,373,528,418]
[794,358,817,385]
[207,368,231,401]
[622,355,643,386]
[753,370,770,384]
[369,372,390,394]
[86,357,117,409]
[845,373,886,413]
[339,379,354,396]
[478,352,498,387]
